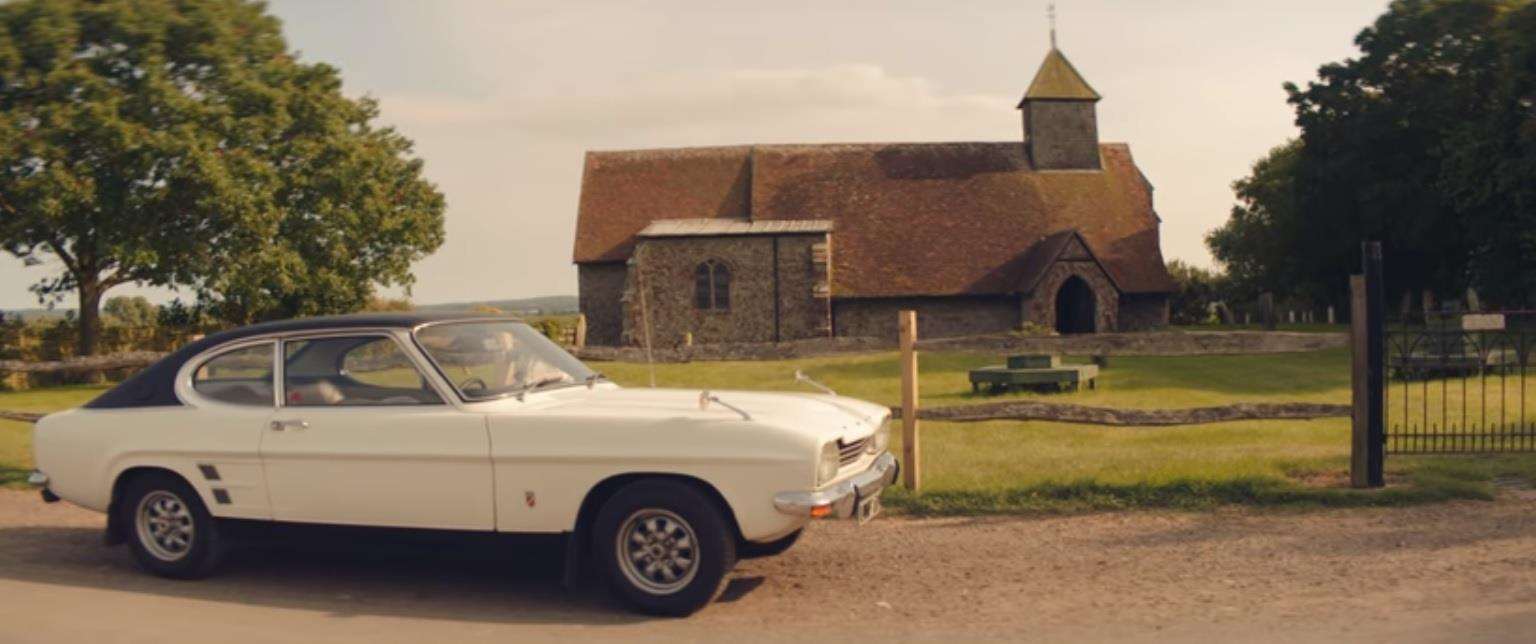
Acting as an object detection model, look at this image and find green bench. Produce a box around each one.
[968,355,1099,394]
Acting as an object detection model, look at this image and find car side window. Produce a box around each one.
[192,343,275,407]
[283,336,443,407]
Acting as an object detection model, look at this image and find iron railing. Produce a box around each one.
[1383,310,1536,454]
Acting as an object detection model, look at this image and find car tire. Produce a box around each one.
[118,471,226,579]
[593,479,736,616]
[739,528,803,559]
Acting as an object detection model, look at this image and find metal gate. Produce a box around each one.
[1351,242,1536,488]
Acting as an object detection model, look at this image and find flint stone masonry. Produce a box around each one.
[574,331,1348,363]
[621,233,830,347]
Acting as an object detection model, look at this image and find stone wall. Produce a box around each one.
[621,233,831,347]
[833,295,1020,341]
[1023,100,1100,170]
[575,330,1348,363]
[577,262,627,346]
[1023,258,1119,332]
[1118,293,1170,331]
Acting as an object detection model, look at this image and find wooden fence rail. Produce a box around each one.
[0,351,165,375]
[891,401,1350,427]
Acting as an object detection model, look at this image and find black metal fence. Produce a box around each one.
[1351,242,1536,488]
[1383,311,1536,454]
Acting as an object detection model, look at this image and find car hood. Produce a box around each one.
[500,386,891,444]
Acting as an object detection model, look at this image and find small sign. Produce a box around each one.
[1462,313,1506,331]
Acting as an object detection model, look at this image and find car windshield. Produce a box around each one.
[413,320,598,401]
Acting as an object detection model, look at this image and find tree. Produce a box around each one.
[0,0,444,353]
[102,295,156,327]
[1165,260,1229,325]
[1208,0,1536,310]
[1206,141,1303,305]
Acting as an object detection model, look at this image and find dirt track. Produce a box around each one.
[2,489,1535,643]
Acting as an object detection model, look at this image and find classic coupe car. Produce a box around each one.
[28,313,897,615]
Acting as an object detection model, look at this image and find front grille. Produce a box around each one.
[838,437,869,466]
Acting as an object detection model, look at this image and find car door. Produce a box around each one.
[258,332,494,530]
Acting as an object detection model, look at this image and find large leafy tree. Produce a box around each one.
[0,0,444,354]
[1208,0,1536,310]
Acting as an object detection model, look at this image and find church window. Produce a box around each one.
[695,260,730,311]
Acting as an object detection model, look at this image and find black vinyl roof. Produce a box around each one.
[84,313,520,410]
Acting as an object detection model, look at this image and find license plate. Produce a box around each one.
[855,494,882,525]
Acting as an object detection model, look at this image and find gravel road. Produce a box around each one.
[2,489,1535,643]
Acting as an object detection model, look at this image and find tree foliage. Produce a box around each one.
[1165,260,1229,325]
[101,295,156,327]
[0,0,444,353]
[1207,0,1536,309]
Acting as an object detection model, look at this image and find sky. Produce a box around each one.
[0,0,1390,309]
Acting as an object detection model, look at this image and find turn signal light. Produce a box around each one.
[809,504,833,518]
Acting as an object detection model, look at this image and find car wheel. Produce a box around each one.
[119,472,225,579]
[739,528,803,559]
[593,479,736,616]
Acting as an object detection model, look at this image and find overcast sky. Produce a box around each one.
[0,0,1390,309]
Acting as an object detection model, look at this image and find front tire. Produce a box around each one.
[593,479,735,616]
[119,472,225,579]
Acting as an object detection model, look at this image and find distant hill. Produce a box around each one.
[1,307,69,322]
[3,295,580,322]
[415,295,579,316]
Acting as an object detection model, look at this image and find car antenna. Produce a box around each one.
[633,258,658,388]
[794,370,837,396]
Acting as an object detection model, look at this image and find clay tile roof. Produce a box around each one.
[1015,229,1121,294]
[574,142,1175,296]
[638,218,834,237]
[1018,48,1101,104]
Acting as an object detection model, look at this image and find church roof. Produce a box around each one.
[573,142,1174,296]
[1019,48,1101,104]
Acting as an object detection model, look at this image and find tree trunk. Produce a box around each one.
[77,279,103,356]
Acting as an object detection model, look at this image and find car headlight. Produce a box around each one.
[867,420,891,455]
[816,441,840,486]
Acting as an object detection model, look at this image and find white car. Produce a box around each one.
[28,313,897,616]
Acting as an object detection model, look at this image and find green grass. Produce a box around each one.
[5,349,1535,515]
[0,385,108,487]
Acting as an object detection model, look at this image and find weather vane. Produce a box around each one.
[1048,2,1058,49]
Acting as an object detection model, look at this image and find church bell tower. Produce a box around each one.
[1017,13,1102,171]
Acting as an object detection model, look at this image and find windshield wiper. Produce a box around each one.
[515,374,575,400]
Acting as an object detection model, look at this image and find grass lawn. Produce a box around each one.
[4,349,1533,516]
[0,385,108,488]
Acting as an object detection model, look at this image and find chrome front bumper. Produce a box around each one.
[773,452,899,518]
[28,470,59,503]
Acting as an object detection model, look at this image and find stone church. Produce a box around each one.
[573,46,1175,347]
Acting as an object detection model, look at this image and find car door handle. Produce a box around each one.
[269,419,309,432]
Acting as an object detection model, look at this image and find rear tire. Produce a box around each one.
[739,528,803,559]
[593,479,735,616]
[118,472,225,579]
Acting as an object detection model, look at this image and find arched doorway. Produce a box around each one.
[1055,276,1097,334]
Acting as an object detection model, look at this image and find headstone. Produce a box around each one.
[1327,306,1336,325]
[1288,310,1296,324]
[1259,293,1276,330]
[1462,313,1505,332]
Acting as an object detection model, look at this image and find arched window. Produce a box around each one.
[695,260,730,311]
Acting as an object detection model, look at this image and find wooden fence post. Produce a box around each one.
[1350,241,1386,488]
[573,314,587,348]
[899,310,920,492]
